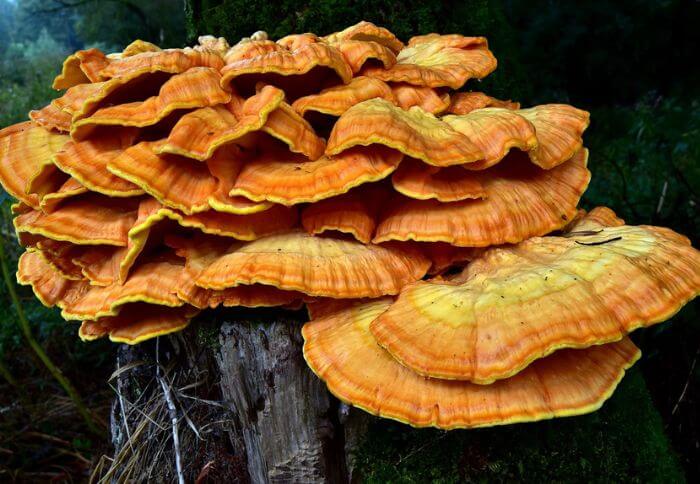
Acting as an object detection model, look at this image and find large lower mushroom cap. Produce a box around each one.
[303,299,641,429]
[190,229,430,298]
[371,212,700,383]
[374,148,590,246]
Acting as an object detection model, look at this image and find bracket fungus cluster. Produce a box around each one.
[1,22,698,429]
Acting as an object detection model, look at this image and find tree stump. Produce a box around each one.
[102,310,364,483]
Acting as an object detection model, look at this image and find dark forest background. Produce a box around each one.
[0,0,698,481]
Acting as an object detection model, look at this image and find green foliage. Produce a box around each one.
[353,368,684,483]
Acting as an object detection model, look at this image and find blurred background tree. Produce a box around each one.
[0,0,698,480]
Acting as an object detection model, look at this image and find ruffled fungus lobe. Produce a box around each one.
[0,123,69,209]
[191,230,430,298]
[80,305,196,344]
[323,21,404,53]
[31,82,105,132]
[391,158,487,202]
[331,40,396,73]
[517,104,590,169]
[224,40,281,64]
[52,48,110,89]
[362,34,497,89]
[390,84,450,114]
[40,178,88,213]
[448,92,520,114]
[327,98,481,166]
[229,146,403,205]
[301,184,389,243]
[375,148,590,246]
[292,76,395,119]
[220,42,353,98]
[53,130,144,197]
[120,40,162,58]
[303,299,641,429]
[14,195,139,246]
[371,213,700,383]
[98,48,224,81]
[71,67,231,140]
[160,84,284,160]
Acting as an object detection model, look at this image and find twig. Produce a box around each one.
[0,226,104,436]
[575,236,623,246]
[671,346,699,417]
[656,180,669,215]
[156,338,185,484]
[116,355,134,453]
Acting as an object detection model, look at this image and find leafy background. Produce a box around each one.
[0,0,698,481]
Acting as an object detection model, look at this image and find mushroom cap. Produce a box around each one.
[98,48,224,81]
[362,34,496,89]
[322,21,404,53]
[52,48,110,89]
[301,184,389,243]
[390,84,451,114]
[159,84,284,160]
[448,92,520,115]
[391,157,487,202]
[40,178,88,213]
[370,211,700,383]
[374,148,590,246]
[0,122,69,209]
[14,194,139,246]
[516,104,591,169]
[121,40,162,58]
[189,229,430,298]
[17,250,85,307]
[261,101,326,159]
[53,130,143,197]
[302,299,641,429]
[224,40,281,64]
[220,42,352,98]
[79,304,196,344]
[332,39,396,74]
[71,67,231,140]
[229,145,402,205]
[30,82,104,132]
[326,98,482,167]
[291,76,395,118]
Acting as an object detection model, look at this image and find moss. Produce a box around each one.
[352,367,684,482]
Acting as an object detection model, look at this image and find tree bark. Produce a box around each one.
[101,310,365,483]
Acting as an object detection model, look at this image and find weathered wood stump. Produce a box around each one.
[102,310,367,483]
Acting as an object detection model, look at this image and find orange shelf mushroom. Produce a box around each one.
[303,299,641,429]
[0,22,697,431]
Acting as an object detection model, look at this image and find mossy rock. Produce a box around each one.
[351,367,684,483]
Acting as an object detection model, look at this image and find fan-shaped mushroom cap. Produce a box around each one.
[326,98,481,166]
[121,40,162,58]
[224,40,281,64]
[301,184,389,243]
[40,178,88,213]
[448,92,520,114]
[229,146,402,205]
[34,241,84,280]
[0,123,69,209]
[190,230,430,298]
[391,158,486,202]
[71,67,231,140]
[61,257,185,320]
[52,48,110,89]
[292,77,395,118]
[159,84,284,160]
[303,299,641,429]
[14,195,139,246]
[17,250,84,307]
[371,212,700,383]
[323,21,404,53]
[261,101,326,159]
[390,84,450,114]
[276,33,320,51]
[516,104,590,169]
[99,48,224,80]
[79,305,196,344]
[53,130,143,197]
[220,42,352,99]
[568,206,625,231]
[30,82,105,132]
[332,40,396,73]
[375,148,590,246]
[196,35,230,56]
[442,108,538,169]
[362,34,496,89]
[419,243,485,275]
